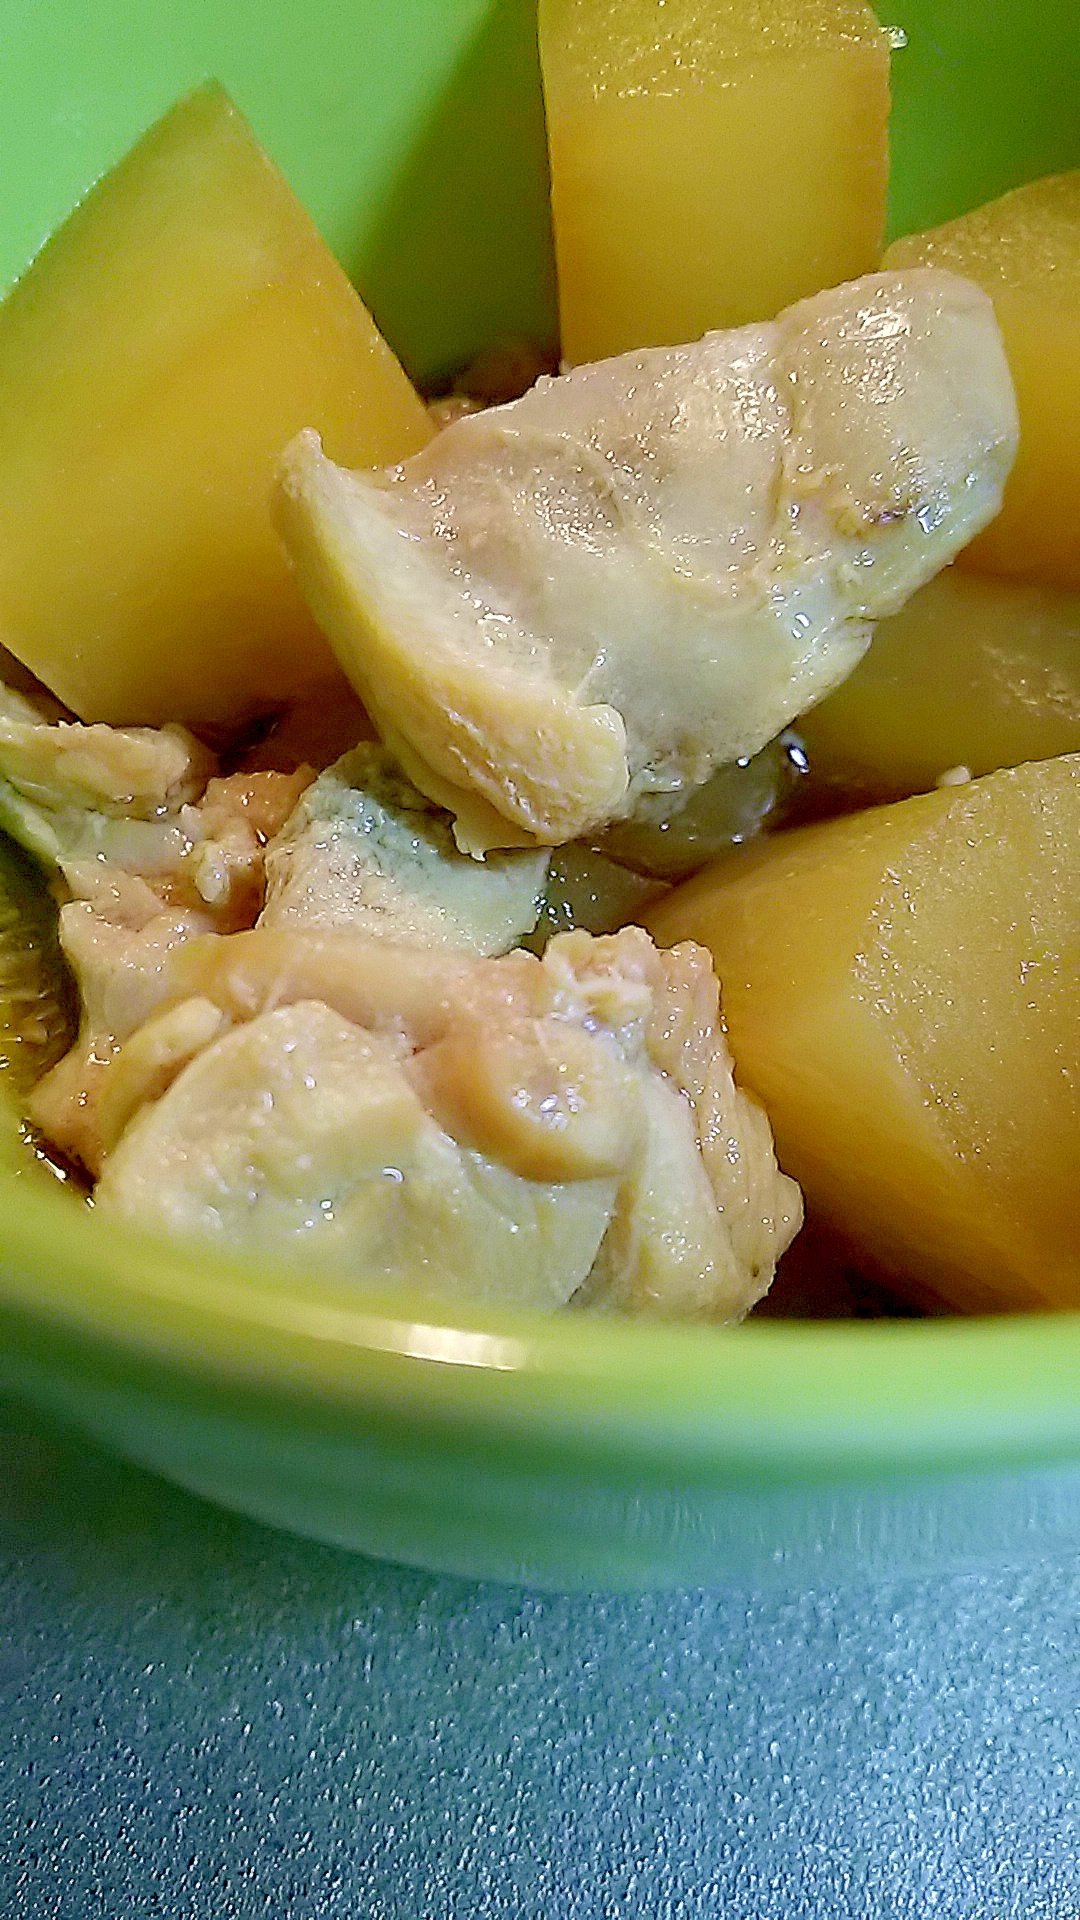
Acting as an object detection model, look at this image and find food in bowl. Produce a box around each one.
[649,754,1080,1314]
[885,172,1080,589]
[0,6,1074,1324]
[275,266,1014,851]
[0,82,433,729]
[538,0,892,359]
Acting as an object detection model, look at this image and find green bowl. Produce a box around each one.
[0,0,1078,1590]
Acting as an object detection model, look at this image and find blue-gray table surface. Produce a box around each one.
[1,1397,1078,1919]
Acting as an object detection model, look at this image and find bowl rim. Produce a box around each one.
[4,1164,1080,1486]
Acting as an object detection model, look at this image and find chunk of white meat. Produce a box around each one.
[261,744,548,954]
[92,924,801,1320]
[0,676,312,926]
[558,929,801,1315]
[95,999,618,1313]
[21,759,316,1171]
[572,936,799,1314]
[0,680,213,822]
[0,744,308,944]
[95,994,230,1158]
[277,269,1018,851]
[104,924,481,1056]
[178,769,314,925]
[26,894,214,1173]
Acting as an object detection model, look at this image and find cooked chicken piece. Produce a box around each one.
[0,681,213,819]
[573,937,799,1313]
[95,999,619,1312]
[20,757,314,1168]
[92,924,800,1319]
[261,744,548,954]
[278,269,1018,851]
[148,924,480,1046]
[0,677,310,929]
[27,895,213,1172]
[95,994,230,1157]
[181,769,314,925]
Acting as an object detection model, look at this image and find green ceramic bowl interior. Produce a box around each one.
[0,0,1078,1585]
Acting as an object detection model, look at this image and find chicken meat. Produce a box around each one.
[277,268,1018,851]
[93,925,802,1319]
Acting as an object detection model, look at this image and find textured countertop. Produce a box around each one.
[2,1397,1078,1918]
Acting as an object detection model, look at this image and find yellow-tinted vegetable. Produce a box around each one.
[886,172,1080,589]
[540,0,890,363]
[648,757,1080,1314]
[0,83,433,729]
[798,566,1080,803]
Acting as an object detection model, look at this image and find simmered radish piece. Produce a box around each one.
[0,83,432,728]
[798,567,1080,802]
[648,758,1080,1313]
[278,271,1017,851]
[886,173,1080,589]
[539,0,890,362]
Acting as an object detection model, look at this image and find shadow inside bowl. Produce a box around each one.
[356,0,558,388]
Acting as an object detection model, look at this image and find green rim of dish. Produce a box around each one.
[2,1161,1078,1486]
